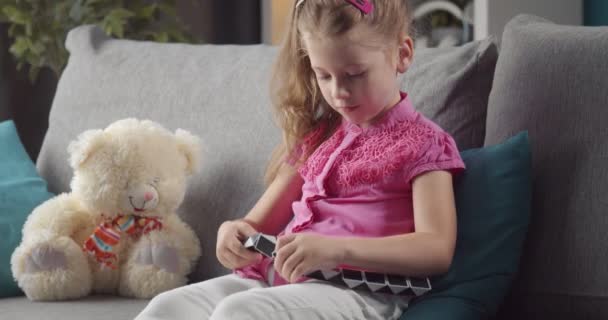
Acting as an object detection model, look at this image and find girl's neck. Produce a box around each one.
[360,89,403,129]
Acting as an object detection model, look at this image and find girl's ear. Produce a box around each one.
[396,35,414,74]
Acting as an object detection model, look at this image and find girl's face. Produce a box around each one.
[303,24,413,128]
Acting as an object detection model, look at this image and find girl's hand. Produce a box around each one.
[216,219,263,269]
[274,233,344,283]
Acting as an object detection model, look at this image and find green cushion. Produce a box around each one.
[401,131,532,319]
[0,120,55,297]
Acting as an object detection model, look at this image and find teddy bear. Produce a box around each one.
[11,118,202,301]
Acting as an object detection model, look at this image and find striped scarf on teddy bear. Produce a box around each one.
[83,214,162,269]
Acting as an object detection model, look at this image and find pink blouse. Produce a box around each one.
[235,92,465,285]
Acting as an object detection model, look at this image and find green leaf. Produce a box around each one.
[108,8,135,20]
[24,22,32,36]
[10,36,29,57]
[137,4,158,20]
[29,40,45,55]
[167,27,191,43]
[112,21,124,38]
[3,5,30,25]
[103,8,136,38]
[154,31,169,43]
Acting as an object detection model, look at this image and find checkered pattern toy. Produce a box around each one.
[243,233,432,297]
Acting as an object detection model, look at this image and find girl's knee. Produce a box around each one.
[211,289,269,319]
[135,290,183,319]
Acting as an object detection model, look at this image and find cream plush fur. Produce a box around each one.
[11,118,202,301]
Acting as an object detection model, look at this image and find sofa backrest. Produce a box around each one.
[485,15,608,319]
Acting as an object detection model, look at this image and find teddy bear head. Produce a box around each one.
[67,118,200,218]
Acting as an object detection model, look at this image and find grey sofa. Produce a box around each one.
[2,14,607,320]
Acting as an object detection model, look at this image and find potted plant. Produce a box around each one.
[0,0,196,82]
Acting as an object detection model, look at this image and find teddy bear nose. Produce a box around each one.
[144,192,154,201]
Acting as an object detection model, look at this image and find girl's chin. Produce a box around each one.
[341,116,369,128]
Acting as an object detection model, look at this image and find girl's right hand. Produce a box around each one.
[216,219,263,270]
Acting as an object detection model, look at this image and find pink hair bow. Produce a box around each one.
[345,0,374,14]
[296,0,374,15]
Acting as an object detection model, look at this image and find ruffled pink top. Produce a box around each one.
[235,92,465,285]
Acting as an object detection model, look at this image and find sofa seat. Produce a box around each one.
[0,296,148,320]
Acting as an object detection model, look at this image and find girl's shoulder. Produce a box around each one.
[365,114,443,156]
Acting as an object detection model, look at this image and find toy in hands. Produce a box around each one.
[243,233,277,258]
[243,233,432,296]
[306,269,432,296]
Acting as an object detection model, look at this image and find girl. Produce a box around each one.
[136,0,464,319]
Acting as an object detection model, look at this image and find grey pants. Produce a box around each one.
[134,274,408,320]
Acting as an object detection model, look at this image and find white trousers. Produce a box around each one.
[134,274,408,320]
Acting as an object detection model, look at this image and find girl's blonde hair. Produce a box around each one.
[264,0,412,184]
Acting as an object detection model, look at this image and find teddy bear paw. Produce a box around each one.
[24,245,68,274]
[134,243,179,273]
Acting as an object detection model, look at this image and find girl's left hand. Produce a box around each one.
[274,233,344,283]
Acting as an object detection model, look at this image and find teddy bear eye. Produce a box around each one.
[152,177,161,185]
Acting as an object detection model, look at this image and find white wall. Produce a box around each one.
[474,0,583,40]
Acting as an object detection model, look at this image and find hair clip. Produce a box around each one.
[345,0,374,14]
[296,0,374,15]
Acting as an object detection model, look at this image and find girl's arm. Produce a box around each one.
[337,170,457,276]
[241,163,304,235]
[217,163,303,270]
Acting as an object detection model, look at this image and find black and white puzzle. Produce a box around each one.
[243,233,432,297]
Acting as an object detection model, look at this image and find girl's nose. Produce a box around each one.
[144,192,154,201]
[332,80,351,100]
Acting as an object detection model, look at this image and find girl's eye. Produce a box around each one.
[317,74,331,81]
[348,71,366,78]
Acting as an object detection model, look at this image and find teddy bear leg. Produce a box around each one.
[119,241,186,299]
[11,236,92,301]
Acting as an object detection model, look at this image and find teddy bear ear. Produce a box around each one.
[67,129,105,169]
[175,129,201,176]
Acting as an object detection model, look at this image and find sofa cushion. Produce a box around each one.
[484,14,608,319]
[401,132,532,320]
[402,37,498,150]
[0,120,54,298]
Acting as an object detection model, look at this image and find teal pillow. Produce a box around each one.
[401,131,532,319]
[0,120,55,297]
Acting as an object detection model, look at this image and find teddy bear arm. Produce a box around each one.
[163,216,201,265]
[22,193,92,243]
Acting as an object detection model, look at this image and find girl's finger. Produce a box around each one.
[228,238,258,261]
[275,233,296,251]
[236,221,259,240]
[218,252,235,269]
[275,242,298,277]
[290,263,312,283]
[283,251,305,283]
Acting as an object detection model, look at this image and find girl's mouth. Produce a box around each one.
[341,105,359,112]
